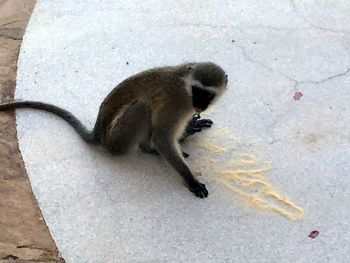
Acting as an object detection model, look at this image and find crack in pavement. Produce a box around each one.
[289,0,350,35]
[16,245,53,253]
[237,44,298,83]
[0,19,24,28]
[159,22,312,32]
[237,44,350,89]
[301,67,350,85]
[237,43,350,146]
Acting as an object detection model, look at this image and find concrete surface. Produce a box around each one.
[15,0,350,262]
[0,1,64,262]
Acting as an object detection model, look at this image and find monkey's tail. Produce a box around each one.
[0,100,99,144]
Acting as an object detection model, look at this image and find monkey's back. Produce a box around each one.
[94,64,192,143]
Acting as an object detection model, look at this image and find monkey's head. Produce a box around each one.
[185,62,228,113]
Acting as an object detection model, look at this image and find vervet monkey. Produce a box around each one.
[0,62,228,198]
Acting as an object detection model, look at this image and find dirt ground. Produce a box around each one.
[0,1,64,262]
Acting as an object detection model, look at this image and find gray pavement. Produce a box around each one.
[16,0,350,262]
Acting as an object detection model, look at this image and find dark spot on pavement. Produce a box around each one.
[308,230,319,239]
[293,91,303,100]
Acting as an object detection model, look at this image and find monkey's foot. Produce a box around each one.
[188,180,208,198]
[180,114,213,141]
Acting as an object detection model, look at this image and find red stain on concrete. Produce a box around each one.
[293,91,303,100]
[308,230,319,239]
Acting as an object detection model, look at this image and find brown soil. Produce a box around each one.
[0,1,64,262]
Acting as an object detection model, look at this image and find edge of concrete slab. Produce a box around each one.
[0,1,65,262]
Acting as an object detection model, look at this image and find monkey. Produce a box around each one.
[0,62,228,198]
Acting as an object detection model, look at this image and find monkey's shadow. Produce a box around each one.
[86,143,194,205]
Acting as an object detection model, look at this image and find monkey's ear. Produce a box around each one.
[224,74,228,83]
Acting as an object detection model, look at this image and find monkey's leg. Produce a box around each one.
[180,114,213,142]
[140,141,189,158]
[152,129,208,198]
[139,131,158,155]
[144,114,210,157]
[106,102,151,154]
[140,135,189,158]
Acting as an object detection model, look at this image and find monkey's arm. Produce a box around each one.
[152,128,208,198]
[179,114,213,142]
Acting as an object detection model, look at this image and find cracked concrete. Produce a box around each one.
[290,0,350,34]
[13,0,350,262]
[238,43,350,89]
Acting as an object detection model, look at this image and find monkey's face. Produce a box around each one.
[191,76,228,112]
[184,62,228,112]
[191,85,216,112]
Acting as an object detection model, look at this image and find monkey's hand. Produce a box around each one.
[180,114,213,141]
[188,179,209,198]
